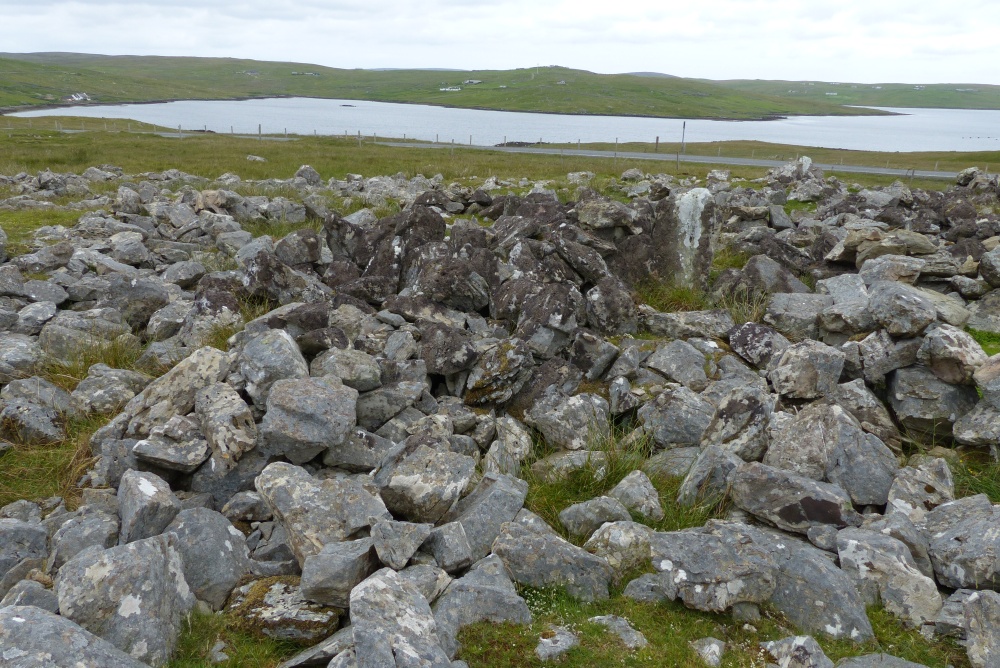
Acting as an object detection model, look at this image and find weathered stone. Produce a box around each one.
[424,522,474,573]
[559,496,631,539]
[973,354,1000,411]
[0,519,47,582]
[965,590,1000,668]
[374,437,476,524]
[493,521,612,601]
[117,469,181,544]
[0,397,62,444]
[239,329,309,409]
[690,637,725,667]
[132,417,211,473]
[769,340,845,399]
[0,605,150,668]
[301,538,379,608]
[350,568,452,667]
[676,445,743,508]
[259,377,358,465]
[764,403,898,506]
[194,382,257,467]
[645,339,710,391]
[371,519,433,570]
[356,380,425,432]
[764,293,833,341]
[226,577,340,642]
[761,635,833,668]
[464,338,534,405]
[442,471,528,561]
[729,462,861,534]
[927,503,1000,590]
[255,462,390,566]
[700,384,775,461]
[609,470,663,521]
[837,528,941,627]
[163,507,249,611]
[887,366,978,438]
[583,521,654,578]
[56,534,196,666]
[524,391,609,451]
[638,384,714,448]
[433,554,532,659]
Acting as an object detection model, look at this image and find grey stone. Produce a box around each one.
[862,512,934,579]
[835,656,928,667]
[0,397,62,444]
[132,415,211,473]
[463,338,534,405]
[0,605,150,668]
[226,578,340,642]
[632,527,777,612]
[55,533,196,666]
[274,626,355,668]
[583,521,654,579]
[535,625,579,661]
[690,637,725,666]
[589,615,647,650]
[255,462,390,566]
[934,589,975,639]
[260,377,358,465]
[356,380,425,432]
[323,427,395,473]
[239,329,309,409]
[954,401,1000,458]
[482,417,533,476]
[301,538,379,608]
[559,496,631,539]
[887,366,978,438]
[927,504,1000,590]
[49,507,119,570]
[700,384,775,460]
[493,521,612,601]
[729,462,861,534]
[828,379,902,450]
[441,472,528,561]
[964,590,1000,668]
[609,470,663,521]
[524,391,610,451]
[645,339,710,391]
[431,554,531,658]
[837,528,941,627]
[676,444,743,507]
[764,403,898,506]
[764,293,834,341]
[917,323,986,384]
[374,437,476,523]
[311,347,382,392]
[72,364,151,415]
[762,635,833,668]
[14,300,57,335]
[0,334,42,384]
[769,340,845,399]
[643,446,700,478]
[424,522,474,573]
[350,568,452,667]
[885,457,955,525]
[0,519,47,581]
[869,281,937,336]
[973,354,1000,411]
[1,376,74,416]
[0,579,59,612]
[530,450,608,483]
[195,382,257,467]
[372,519,433,570]
[117,469,181,544]
[638,384,714,448]
[164,507,250,610]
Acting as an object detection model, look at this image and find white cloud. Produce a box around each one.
[1,0,998,84]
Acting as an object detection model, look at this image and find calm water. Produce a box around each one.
[10,97,1000,152]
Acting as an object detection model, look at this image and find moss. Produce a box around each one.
[225,576,341,643]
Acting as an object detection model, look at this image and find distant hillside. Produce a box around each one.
[710,79,1000,110]
[0,53,895,120]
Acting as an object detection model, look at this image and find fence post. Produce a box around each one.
[258,124,262,141]
[655,136,659,153]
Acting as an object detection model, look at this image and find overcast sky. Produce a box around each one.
[4,0,999,84]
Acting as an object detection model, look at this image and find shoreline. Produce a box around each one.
[0,94,899,123]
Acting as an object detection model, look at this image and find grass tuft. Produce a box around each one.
[967,328,1000,356]
[37,334,146,392]
[169,610,306,668]
[634,278,711,313]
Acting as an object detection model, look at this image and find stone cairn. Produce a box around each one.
[1,158,1000,666]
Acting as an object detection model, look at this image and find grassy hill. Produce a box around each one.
[710,79,1000,110]
[0,53,890,120]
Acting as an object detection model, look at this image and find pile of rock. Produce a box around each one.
[1,157,999,667]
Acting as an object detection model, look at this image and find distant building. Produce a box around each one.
[556,80,566,85]
[291,72,320,76]
[462,79,483,85]
[825,92,838,96]
[62,92,91,102]
[439,87,462,92]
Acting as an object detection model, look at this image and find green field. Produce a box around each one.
[710,78,1000,111]
[0,53,891,120]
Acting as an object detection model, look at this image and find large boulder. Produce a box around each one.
[374,437,476,524]
[260,377,358,464]
[55,534,196,666]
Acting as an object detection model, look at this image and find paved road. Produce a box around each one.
[378,141,958,180]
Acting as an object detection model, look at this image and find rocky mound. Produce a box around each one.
[1,158,999,666]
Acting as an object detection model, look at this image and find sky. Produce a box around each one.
[3,0,999,85]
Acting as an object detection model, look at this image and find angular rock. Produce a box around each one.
[371,519,433,570]
[260,377,358,465]
[441,471,528,561]
[301,538,379,608]
[609,470,663,521]
[645,339,710,391]
[164,507,250,610]
[239,329,309,409]
[374,438,476,524]
[0,605,149,668]
[729,462,861,534]
[638,384,714,448]
[117,469,181,544]
[887,366,977,438]
[350,568,452,667]
[55,534,196,666]
[559,496,631,539]
[965,590,1000,668]
[769,340,845,400]
[226,577,340,642]
[524,391,609,451]
[255,462,390,566]
[493,521,612,601]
